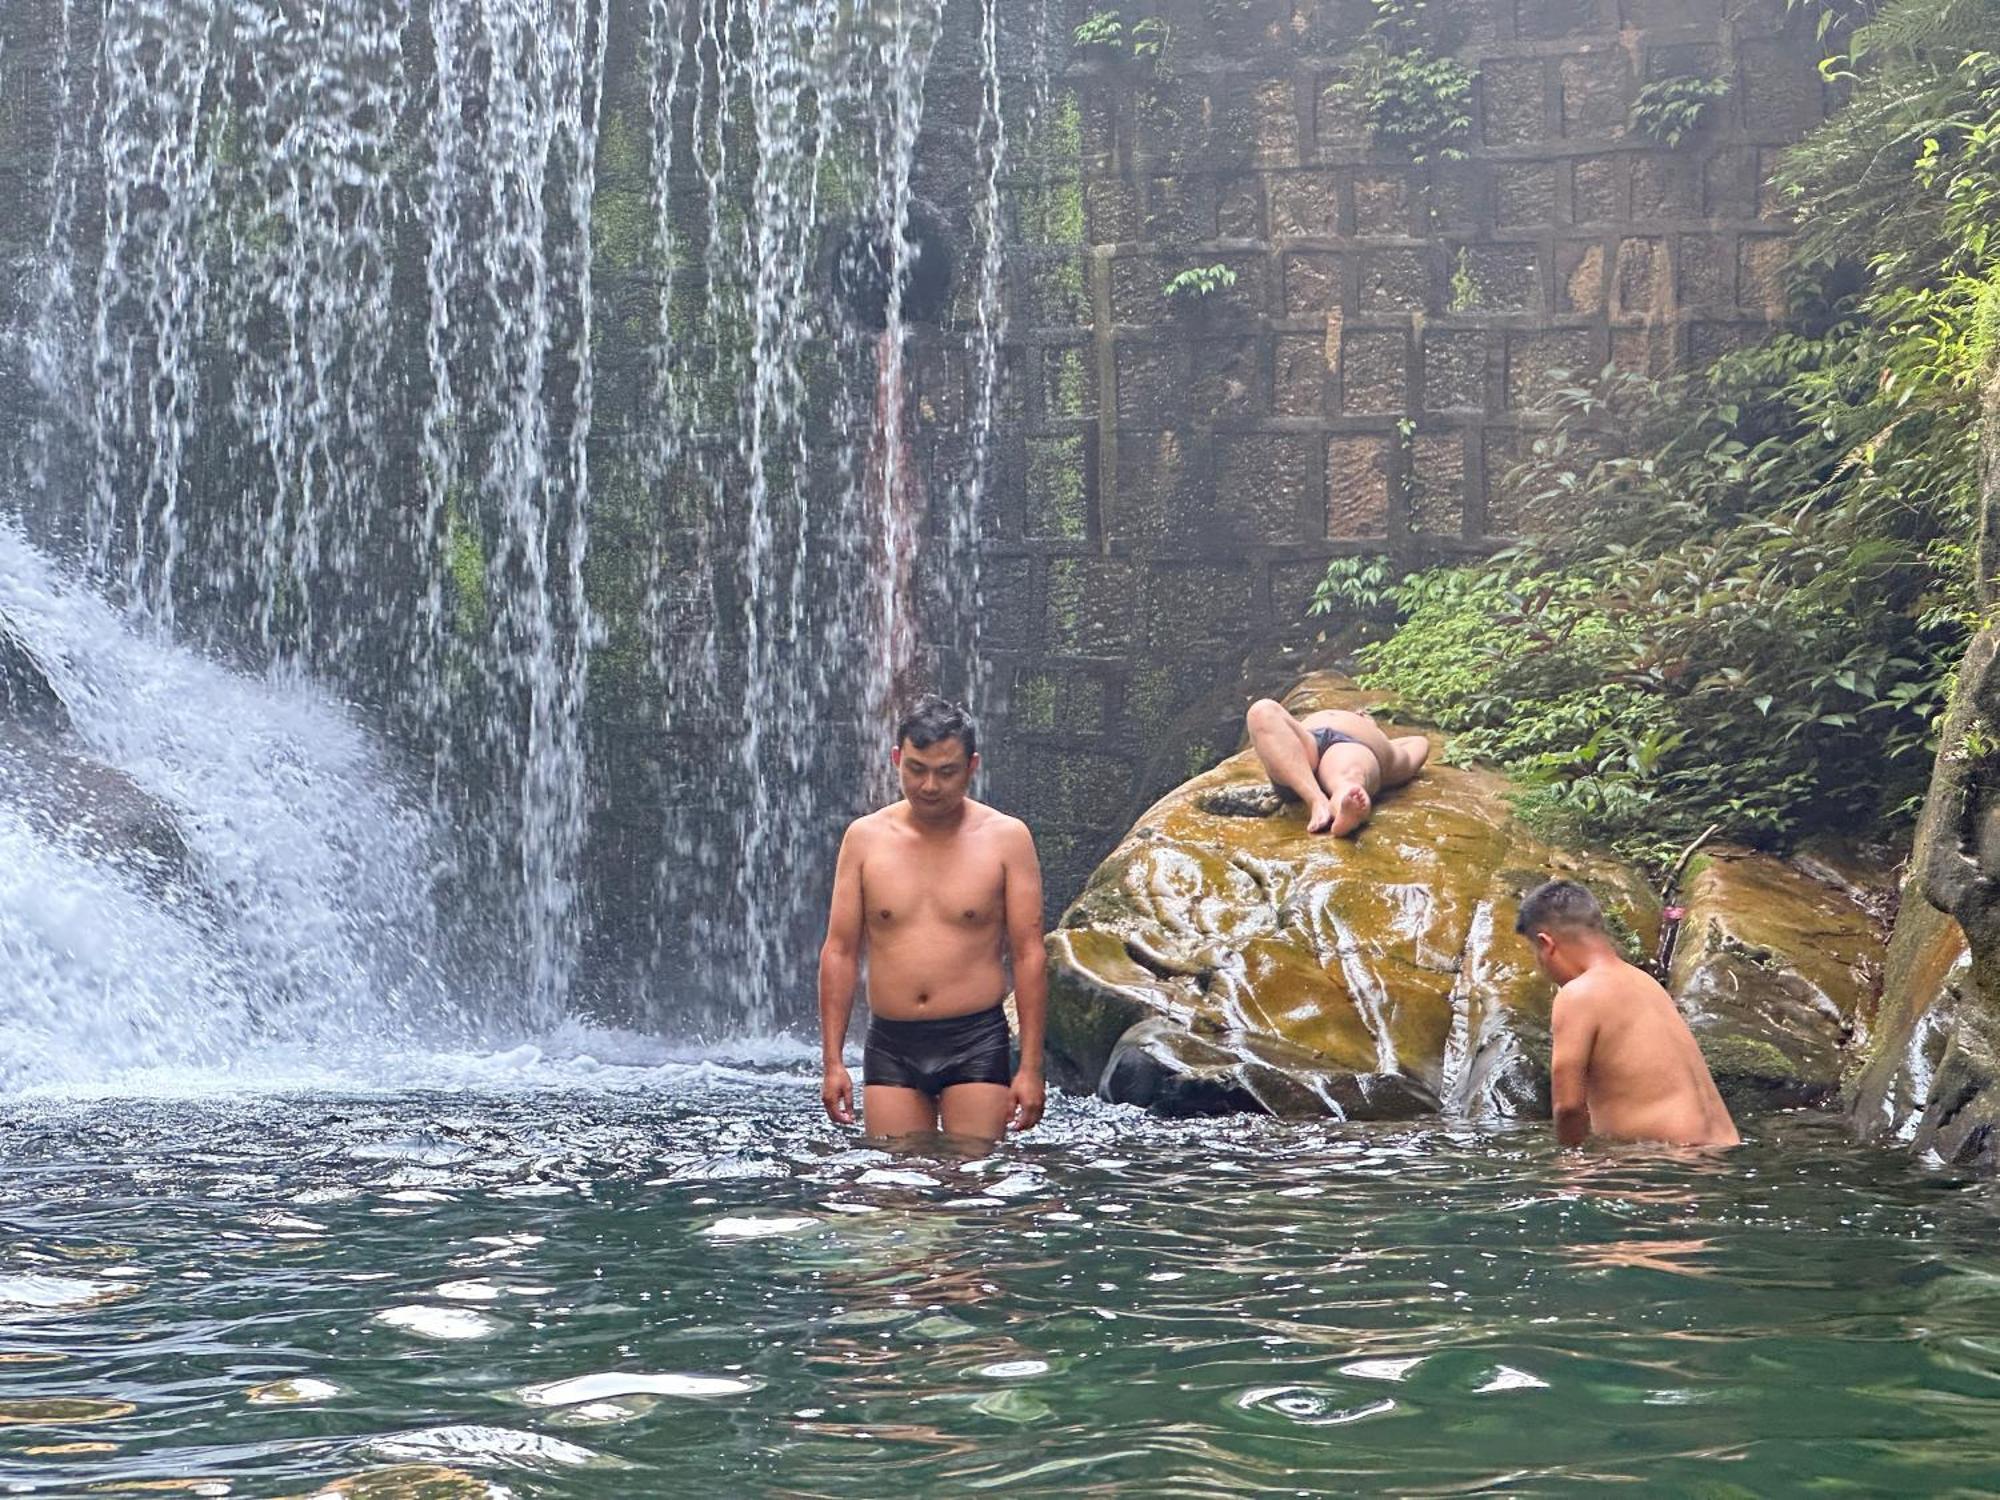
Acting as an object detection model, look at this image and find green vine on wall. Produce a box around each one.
[1073,8,1167,62]
[1164,263,1238,304]
[1630,75,1732,146]
[1336,0,1476,164]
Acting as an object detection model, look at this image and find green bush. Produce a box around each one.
[1335,0,1476,164]
[1629,75,1731,146]
[1321,0,2000,868]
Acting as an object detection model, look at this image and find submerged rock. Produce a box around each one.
[0,606,194,896]
[1047,674,1884,1122]
[0,614,68,735]
[0,725,194,895]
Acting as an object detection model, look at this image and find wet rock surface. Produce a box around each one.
[1048,674,1887,1122]
[0,610,192,894]
[1670,848,1886,1109]
[1848,622,2000,1167]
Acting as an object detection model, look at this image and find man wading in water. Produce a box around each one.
[1516,879,1739,1149]
[818,696,1047,1143]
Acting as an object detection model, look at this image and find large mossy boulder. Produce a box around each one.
[1844,363,2000,1167]
[1047,675,1887,1122]
[1669,848,1884,1108]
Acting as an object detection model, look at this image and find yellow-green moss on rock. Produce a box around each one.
[1048,673,1887,1122]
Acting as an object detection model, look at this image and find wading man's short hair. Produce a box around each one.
[897,694,977,757]
[1514,879,1607,938]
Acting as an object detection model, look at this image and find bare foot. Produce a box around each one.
[1306,797,1335,833]
[1330,785,1372,837]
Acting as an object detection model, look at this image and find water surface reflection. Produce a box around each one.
[3,1071,1999,1495]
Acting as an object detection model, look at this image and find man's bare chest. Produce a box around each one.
[861,842,1005,936]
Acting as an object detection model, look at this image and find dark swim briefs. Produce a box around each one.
[864,1004,1013,1096]
[1272,724,1372,800]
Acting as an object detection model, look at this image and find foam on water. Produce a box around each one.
[0,522,473,1087]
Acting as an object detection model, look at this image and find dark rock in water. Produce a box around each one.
[1196,784,1284,819]
[1048,672,1888,1125]
[0,726,194,895]
[1100,1017,1435,1119]
[0,615,69,735]
[0,609,193,896]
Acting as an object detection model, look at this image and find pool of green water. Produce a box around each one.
[4,1068,2000,1496]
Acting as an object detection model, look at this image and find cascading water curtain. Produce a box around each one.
[2,0,1018,1039]
[634,0,1014,1037]
[10,0,608,1027]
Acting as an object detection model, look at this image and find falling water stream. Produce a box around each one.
[0,0,1014,1063]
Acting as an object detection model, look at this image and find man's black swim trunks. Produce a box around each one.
[1271,724,1372,800]
[1309,725,1365,757]
[864,1005,1013,1096]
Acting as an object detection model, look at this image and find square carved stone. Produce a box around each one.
[1676,232,1732,308]
[1738,235,1789,317]
[1497,163,1559,229]
[1283,252,1346,316]
[1461,245,1543,311]
[1482,59,1549,147]
[1557,241,1607,314]
[1216,433,1318,544]
[1276,335,1333,417]
[1423,329,1488,412]
[1615,236,1667,315]
[1340,328,1410,413]
[1116,343,1178,427]
[1045,557,1138,655]
[1410,432,1468,537]
[1326,434,1392,539]
[1269,170,1342,239]
[1352,172,1414,236]
[1360,248,1431,313]
[1507,328,1595,409]
[1559,52,1632,139]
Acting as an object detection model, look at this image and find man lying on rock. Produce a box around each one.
[1515,879,1739,1149]
[1244,698,1431,835]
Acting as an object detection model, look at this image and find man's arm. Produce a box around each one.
[1549,985,1597,1148]
[1001,817,1047,1132]
[818,823,866,1125]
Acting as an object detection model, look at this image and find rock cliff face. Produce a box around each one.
[1844,372,2000,1167]
[1046,675,1886,1122]
[1847,626,2000,1165]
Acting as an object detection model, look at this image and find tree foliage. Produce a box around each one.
[1333,0,2000,867]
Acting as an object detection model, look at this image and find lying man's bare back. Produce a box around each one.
[1244,699,1430,835]
[818,696,1046,1144]
[1515,879,1739,1149]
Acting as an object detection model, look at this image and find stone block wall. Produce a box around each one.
[961,0,1832,906]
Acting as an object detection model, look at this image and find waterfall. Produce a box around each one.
[0,0,1025,1061]
[0,521,458,1090]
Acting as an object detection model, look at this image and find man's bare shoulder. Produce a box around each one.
[1558,959,1664,1009]
[842,805,903,847]
[1554,970,1614,1013]
[968,801,1034,847]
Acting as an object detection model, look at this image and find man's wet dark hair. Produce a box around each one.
[896,694,977,758]
[1514,879,1607,938]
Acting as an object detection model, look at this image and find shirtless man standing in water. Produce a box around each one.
[818,696,1047,1143]
[1244,699,1431,836]
[1515,879,1739,1149]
